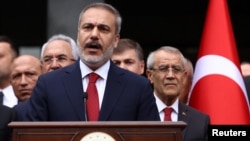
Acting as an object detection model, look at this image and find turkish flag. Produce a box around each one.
[189,0,250,124]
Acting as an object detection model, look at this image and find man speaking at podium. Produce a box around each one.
[15,2,160,122]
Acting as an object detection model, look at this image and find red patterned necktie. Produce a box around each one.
[86,72,99,121]
[164,107,173,121]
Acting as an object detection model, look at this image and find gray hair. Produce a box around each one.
[40,34,79,60]
[78,2,122,34]
[146,46,186,69]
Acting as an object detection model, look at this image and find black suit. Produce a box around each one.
[243,76,250,105]
[0,105,18,141]
[178,102,210,141]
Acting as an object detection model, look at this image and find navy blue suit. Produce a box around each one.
[16,60,160,121]
[14,101,28,121]
[178,102,210,141]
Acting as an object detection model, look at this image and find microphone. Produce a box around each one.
[83,92,88,121]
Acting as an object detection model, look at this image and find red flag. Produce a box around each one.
[189,0,250,124]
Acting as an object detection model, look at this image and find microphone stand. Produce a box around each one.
[83,92,88,121]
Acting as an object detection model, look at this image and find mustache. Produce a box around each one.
[85,41,102,49]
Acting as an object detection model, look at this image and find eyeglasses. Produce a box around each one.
[42,55,75,65]
[151,65,184,74]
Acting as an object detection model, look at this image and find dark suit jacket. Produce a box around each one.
[243,76,250,105]
[14,101,28,121]
[16,60,160,121]
[0,105,18,141]
[178,102,210,141]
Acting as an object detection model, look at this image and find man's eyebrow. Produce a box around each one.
[56,54,67,57]
[43,54,67,58]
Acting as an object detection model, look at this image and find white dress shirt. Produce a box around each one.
[1,85,18,108]
[79,60,110,109]
[154,93,179,121]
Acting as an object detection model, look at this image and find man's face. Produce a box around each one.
[77,7,120,69]
[241,63,250,77]
[112,49,144,75]
[147,50,186,103]
[0,42,14,81]
[10,55,42,102]
[41,40,75,73]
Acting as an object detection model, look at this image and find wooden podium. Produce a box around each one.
[9,121,186,141]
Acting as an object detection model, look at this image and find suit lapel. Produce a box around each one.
[178,102,190,139]
[178,103,189,121]
[62,61,85,120]
[99,62,125,120]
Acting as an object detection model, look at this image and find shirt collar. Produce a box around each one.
[79,59,110,80]
[1,85,13,95]
[154,93,179,114]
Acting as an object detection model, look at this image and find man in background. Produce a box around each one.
[112,38,145,75]
[0,35,19,141]
[240,61,250,77]
[146,46,209,141]
[11,55,42,121]
[179,58,193,104]
[40,34,79,73]
[0,35,19,107]
[10,54,42,102]
[243,76,250,106]
[0,104,18,141]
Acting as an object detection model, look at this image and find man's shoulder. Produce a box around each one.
[110,63,149,81]
[41,63,77,79]
[181,103,209,118]
[118,68,149,82]
[0,104,15,115]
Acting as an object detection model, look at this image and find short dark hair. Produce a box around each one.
[0,35,19,56]
[114,38,144,61]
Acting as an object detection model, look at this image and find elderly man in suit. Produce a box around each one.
[146,46,210,141]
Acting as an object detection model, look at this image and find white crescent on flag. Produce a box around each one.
[188,0,250,124]
[190,55,249,105]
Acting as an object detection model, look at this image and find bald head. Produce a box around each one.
[10,55,42,102]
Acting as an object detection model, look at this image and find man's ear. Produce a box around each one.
[146,69,153,84]
[140,61,145,75]
[182,70,188,85]
[113,34,120,48]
